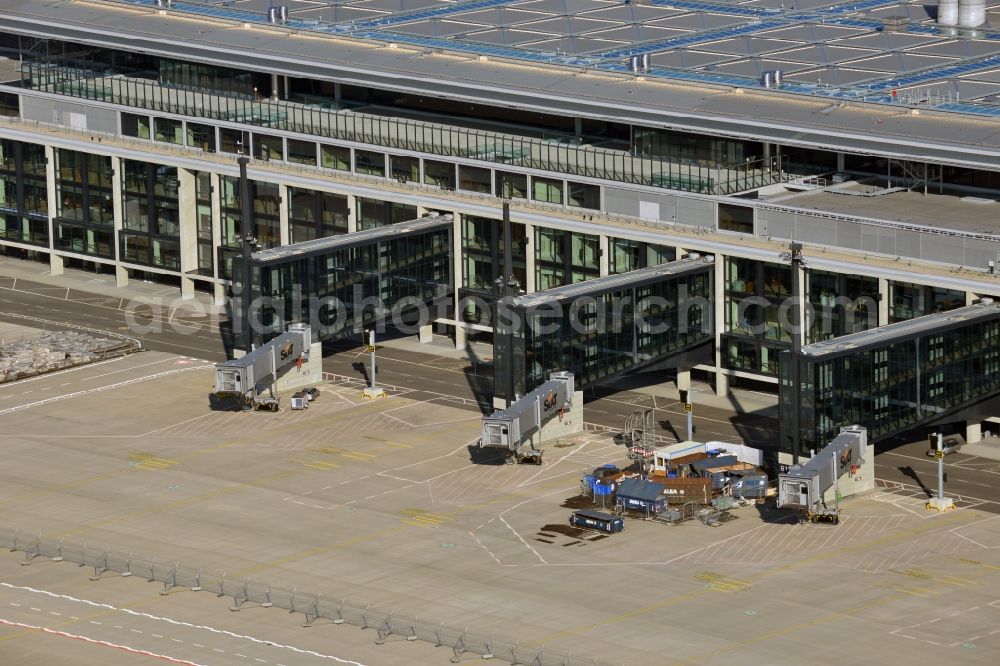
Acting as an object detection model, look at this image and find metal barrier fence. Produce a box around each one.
[0,528,614,666]
[20,62,784,196]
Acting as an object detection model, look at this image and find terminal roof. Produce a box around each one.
[250,215,451,264]
[800,299,1000,358]
[2,1,999,167]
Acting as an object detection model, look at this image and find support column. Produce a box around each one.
[178,168,198,300]
[452,213,466,351]
[346,193,357,233]
[966,291,977,306]
[213,282,226,308]
[967,421,983,444]
[49,253,64,277]
[271,73,280,101]
[713,255,728,397]
[278,183,290,246]
[45,146,61,275]
[111,155,127,288]
[598,234,609,277]
[524,222,536,293]
[836,152,846,176]
[878,277,890,326]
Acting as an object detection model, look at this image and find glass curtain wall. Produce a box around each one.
[0,139,49,246]
[288,188,348,243]
[54,149,114,258]
[246,228,451,347]
[120,159,180,270]
[461,215,527,325]
[499,266,712,399]
[195,171,214,276]
[218,176,281,280]
[723,257,791,376]
[609,238,675,274]
[356,198,417,231]
[889,281,965,323]
[807,270,878,343]
[780,314,1000,454]
[536,228,599,290]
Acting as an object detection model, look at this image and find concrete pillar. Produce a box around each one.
[878,277,890,326]
[967,421,983,444]
[49,252,64,277]
[598,234,610,277]
[44,145,58,261]
[452,213,465,351]
[416,205,430,217]
[271,73,280,101]
[837,152,846,175]
[419,323,433,344]
[794,262,807,348]
[713,255,727,397]
[213,282,226,308]
[966,291,977,306]
[278,183,290,246]
[111,155,127,287]
[346,193,357,233]
[524,222,536,293]
[677,369,691,392]
[178,168,198,299]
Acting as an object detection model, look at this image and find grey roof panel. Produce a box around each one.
[801,301,1000,359]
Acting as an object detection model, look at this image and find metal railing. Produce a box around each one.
[0,527,613,666]
[20,62,785,196]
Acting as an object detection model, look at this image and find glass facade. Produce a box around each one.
[195,171,214,276]
[55,149,114,258]
[288,187,348,244]
[0,139,48,246]
[218,176,281,280]
[460,215,527,325]
[609,238,675,274]
[356,198,417,231]
[889,281,965,323]
[242,224,452,348]
[536,228,599,290]
[120,159,180,270]
[807,270,878,343]
[723,257,792,375]
[780,305,1000,455]
[496,260,713,400]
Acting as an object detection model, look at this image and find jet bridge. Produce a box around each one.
[214,323,312,411]
[480,371,577,463]
[777,425,870,524]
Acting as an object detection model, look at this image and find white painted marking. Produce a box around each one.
[0,617,205,666]
[0,582,367,665]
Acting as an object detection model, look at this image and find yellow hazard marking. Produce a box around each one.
[400,509,453,528]
[693,572,752,592]
[128,453,179,471]
[288,458,339,471]
[874,580,937,598]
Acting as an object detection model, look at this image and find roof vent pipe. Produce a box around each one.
[628,55,642,73]
[958,0,985,27]
[267,7,280,23]
[278,5,289,23]
[761,71,774,88]
[640,53,651,71]
[938,0,958,25]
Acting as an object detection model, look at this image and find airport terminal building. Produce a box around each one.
[0,0,999,398]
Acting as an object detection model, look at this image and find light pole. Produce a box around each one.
[494,201,520,408]
[237,155,258,352]
[926,432,954,512]
[786,241,805,465]
[361,329,384,400]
